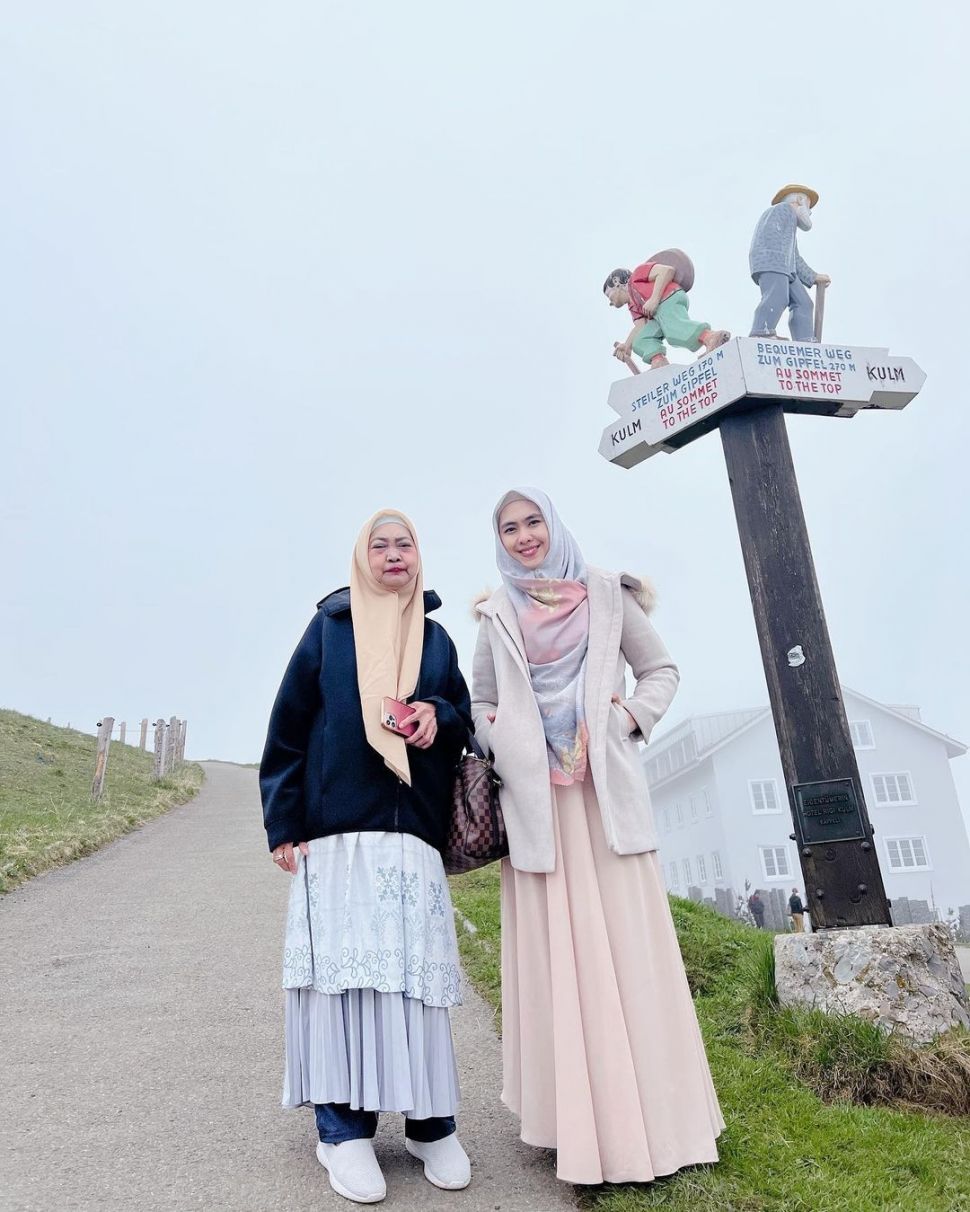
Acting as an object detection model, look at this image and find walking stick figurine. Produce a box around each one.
[813,280,827,343]
[613,342,640,375]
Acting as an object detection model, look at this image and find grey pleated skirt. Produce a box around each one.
[282,986,461,1117]
[280,832,463,1119]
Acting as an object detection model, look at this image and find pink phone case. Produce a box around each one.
[381,697,418,737]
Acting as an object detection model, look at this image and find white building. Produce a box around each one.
[644,689,969,927]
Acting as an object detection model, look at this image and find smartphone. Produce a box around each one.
[380,697,418,737]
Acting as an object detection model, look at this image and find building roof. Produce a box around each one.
[841,688,966,759]
[644,688,966,789]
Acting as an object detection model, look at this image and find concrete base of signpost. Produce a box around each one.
[774,924,970,1044]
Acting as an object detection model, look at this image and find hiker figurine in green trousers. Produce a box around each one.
[603,250,730,373]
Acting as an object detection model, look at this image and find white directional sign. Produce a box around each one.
[600,338,926,468]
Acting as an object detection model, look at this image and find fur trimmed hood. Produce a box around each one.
[472,571,657,619]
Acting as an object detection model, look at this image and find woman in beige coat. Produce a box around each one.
[472,488,723,1186]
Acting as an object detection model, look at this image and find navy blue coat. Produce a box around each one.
[260,588,472,854]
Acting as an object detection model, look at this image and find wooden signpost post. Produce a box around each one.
[600,336,926,930]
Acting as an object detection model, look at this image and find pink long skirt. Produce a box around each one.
[500,779,724,1185]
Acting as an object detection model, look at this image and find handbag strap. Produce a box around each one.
[464,728,488,761]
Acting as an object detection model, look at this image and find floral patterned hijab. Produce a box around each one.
[493,488,590,785]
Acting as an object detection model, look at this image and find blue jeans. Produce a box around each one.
[750,271,814,341]
[314,1103,456,1146]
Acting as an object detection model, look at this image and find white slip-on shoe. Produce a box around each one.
[316,1139,386,1204]
[405,1134,471,1190]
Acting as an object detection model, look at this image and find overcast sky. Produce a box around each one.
[3,2,968,822]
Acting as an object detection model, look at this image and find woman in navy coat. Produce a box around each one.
[260,509,473,1204]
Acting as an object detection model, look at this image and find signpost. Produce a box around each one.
[600,337,927,930]
[600,338,925,468]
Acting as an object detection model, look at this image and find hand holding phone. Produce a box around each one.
[381,697,418,737]
[381,699,438,749]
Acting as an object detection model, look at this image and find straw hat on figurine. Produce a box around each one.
[771,184,819,208]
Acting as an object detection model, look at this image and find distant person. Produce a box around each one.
[789,888,805,933]
[260,510,474,1203]
[472,487,723,1187]
[748,891,766,929]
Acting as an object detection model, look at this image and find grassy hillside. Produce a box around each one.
[0,709,203,894]
[450,866,970,1212]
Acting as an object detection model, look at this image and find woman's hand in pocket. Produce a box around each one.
[611,694,638,735]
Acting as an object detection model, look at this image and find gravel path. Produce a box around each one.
[0,762,575,1212]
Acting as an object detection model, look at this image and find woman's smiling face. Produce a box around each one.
[498,499,549,570]
[368,522,418,588]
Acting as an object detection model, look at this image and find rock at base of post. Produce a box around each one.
[774,924,970,1044]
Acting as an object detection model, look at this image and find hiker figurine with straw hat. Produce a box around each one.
[749,184,831,342]
[603,250,731,375]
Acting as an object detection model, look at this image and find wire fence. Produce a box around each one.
[91,715,188,799]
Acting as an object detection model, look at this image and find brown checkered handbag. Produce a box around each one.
[443,731,508,875]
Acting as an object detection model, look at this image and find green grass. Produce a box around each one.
[450,866,503,1031]
[742,942,970,1117]
[449,867,970,1212]
[0,709,204,894]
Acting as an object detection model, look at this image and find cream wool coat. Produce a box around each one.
[471,567,679,873]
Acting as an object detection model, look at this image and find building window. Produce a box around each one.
[689,796,699,823]
[712,851,723,880]
[750,779,782,814]
[658,752,671,778]
[682,857,692,886]
[760,846,791,880]
[886,836,931,871]
[662,808,671,833]
[675,803,684,827]
[850,720,874,749]
[696,854,707,882]
[703,787,713,817]
[668,862,679,891]
[871,772,916,806]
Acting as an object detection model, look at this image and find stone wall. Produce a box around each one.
[891,897,935,927]
[702,885,796,930]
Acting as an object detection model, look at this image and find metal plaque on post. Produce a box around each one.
[792,778,867,845]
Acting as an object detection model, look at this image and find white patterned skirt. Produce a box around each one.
[281,831,462,1118]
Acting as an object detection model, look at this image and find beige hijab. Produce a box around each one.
[350,509,425,785]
